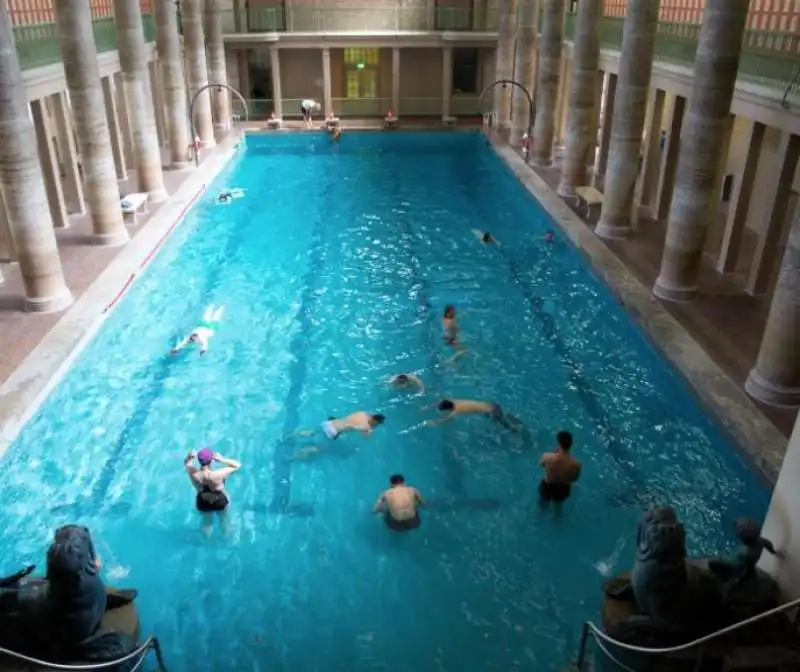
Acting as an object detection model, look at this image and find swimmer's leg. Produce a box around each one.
[499,413,523,433]
[293,446,322,461]
[287,429,315,439]
[200,513,214,537]
[203,305,216,322]
[212,306,225,322]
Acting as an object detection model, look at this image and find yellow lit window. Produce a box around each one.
[344,48,379,66]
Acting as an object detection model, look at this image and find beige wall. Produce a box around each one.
[280,49,324,101]
[399,47,443,100]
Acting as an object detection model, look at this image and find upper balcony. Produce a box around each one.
[9,0,155,72]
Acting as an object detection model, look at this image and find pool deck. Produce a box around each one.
[0,121,794,483]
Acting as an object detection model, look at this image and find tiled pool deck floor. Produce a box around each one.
[0,122,794,481]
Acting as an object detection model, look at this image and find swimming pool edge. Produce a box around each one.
[0,139,241,461]
[488,137,785,486]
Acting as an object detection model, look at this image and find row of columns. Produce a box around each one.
[0,0,232,312]
[495,0,799,408]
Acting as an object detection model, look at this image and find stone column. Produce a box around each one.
[270,47,283,117]
[442,46,453,119]
[50,91,84,214]
[0,189,14,262]
[746,132,800,296]
[745,202,800,406]
[113,0,167,203]
[114,72,135,169]
[635,88,666,217]
[149,60,167,147]
[0,3,72,311]
[154,0,191,169]
[30,99,69,229]
[655,95,686,222]
[530,0,565,167]
[595,0,660,239]
[557,0,601,196]
[493,0,516,132]
[54,0,128,246]
[181,0,215,147]
[392,47,400,114]
[716,120,765,273]
[653,0,750,301]
[593,72,616,187]
[509,0,538,147]
[101,76,128,181]
[322,47,332,115]
[237,50,250,99]
[205,0,231,137]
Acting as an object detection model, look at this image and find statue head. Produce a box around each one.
[46,525,100,594]
[636,506,687,565]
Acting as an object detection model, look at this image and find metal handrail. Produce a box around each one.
[189,83,249,166]
[576,595,800,670]
[782,61,800,109]
[0,634,167,671]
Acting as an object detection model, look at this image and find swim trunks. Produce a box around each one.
[384,513,421,532]
[490,403,504,421]
[538,480,572,503]
[196,487,229,513]
[321,420,339,440]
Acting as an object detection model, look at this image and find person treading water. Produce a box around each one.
[373,474,426,532]
[389,373,425,394]
[425,398,522,431]
[184,447,241,536]
[170,305,224,356]
[292,410,386,459]
[472,229,497,244]
[538,431,581,507]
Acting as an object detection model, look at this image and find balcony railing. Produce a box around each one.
[564,12,800,91]
[12,14,156,71]
[222,6,499,34]
[242,96,483,120]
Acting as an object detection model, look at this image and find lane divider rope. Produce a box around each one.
[103,183,206,314]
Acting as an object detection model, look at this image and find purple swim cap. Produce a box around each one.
[197,447,214,465]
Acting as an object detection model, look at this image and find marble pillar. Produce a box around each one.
[392,47,400,115]
[115,72,135,170]
[442,47,453,119]
[154,0,191,168]
[205,0,231,137]
[53,0,128,246]
[101,76,128,181]
[30,99,69,230]
[149,60,167,148]
[180,0,215,147]
[595,0,660,239]
[593,72,616,188]
[655,95,686,222]
[745,201,800,406]
[270,47,283,117]
[653,0,749,302]
[0,3,72,311]
[493,0,516,132]
[237,50,251,99]
[558,0,601,196]
[0,189,14,262]
[322,48,332,115]
[635,88,666,216]
[113,0,167,203]
[50,91,84,214]
[530,0,565,167]
[509,0,538,147]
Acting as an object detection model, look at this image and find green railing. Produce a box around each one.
[246,96,483,119]
[564,12,800,91]
[222,6,499,34]
[13,14,156,71]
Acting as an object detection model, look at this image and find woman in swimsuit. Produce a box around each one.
[184,447,241,536]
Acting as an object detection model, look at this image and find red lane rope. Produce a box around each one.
[102,184,206,314]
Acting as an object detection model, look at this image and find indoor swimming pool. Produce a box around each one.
[0,132,771,671]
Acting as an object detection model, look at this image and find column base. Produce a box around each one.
[557,182,578,198]
[92,230,130,247]
[531,156,552,168]
[200,137,217,149]
[652,276,698,303]
[169,160,192,171]
[745,370,800,408]
[147,188,169,204]
[595,220,632,240]
[25,287,73,314]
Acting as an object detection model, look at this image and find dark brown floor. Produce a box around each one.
[532,154,797,438]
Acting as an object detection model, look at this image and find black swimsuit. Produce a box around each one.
[539,480,572,503]
[195,483,229,512]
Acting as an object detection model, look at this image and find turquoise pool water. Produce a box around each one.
[0,132,770,671]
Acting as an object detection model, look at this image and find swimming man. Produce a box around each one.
[442,305,463,349]
[292,411,386,459]
[389,373,425,394]
[538,431,581,505]
[300,99,321,129]
[426,398,522,431]
[373,474,425,532]
[184,447,241,536]
[472,229,497,244]
[170,305,224,356]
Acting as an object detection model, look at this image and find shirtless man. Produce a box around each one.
[441,305,462,349]
[292,411,386,459]
[538,431,581,505]
[373,474,425,532]
[426,398,522,432]
[389,373,425,394]
[170,305,224,356]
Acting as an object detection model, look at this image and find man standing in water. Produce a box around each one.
[373,474,426,532]
[184,447,241,536]
[538,431,581,508]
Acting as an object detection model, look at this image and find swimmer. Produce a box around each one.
[300,99,321,129]
[373,474,425,532]
[184,447,241,536]
[425,398,522,431]
[442,304,463,349]
[331,126,342,142]
[217,190,232,203]
[389,373,425,394]
[472,229,497,244]
[170,304,225,355]
[538,431,581,507]
[545,231,554,243]
[292,411,386,459]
